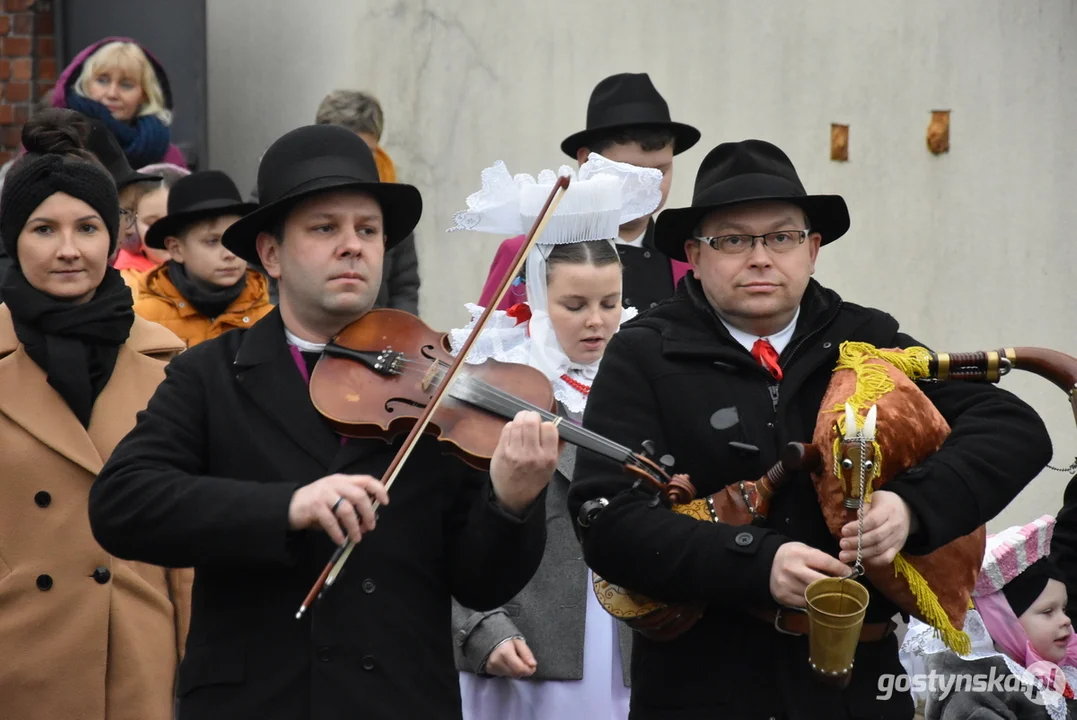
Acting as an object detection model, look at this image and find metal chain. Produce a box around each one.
[1047,455,1077,474]
[853,434,867,578]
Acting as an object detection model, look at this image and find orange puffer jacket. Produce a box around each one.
[133,265,273,347]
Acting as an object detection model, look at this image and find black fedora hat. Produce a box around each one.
[144,170,259,249]
[221,124,422,265]
[654,140,850,262]
[85,119,161,190]
[560,73,700,159]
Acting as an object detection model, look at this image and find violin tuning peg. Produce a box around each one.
[659,454,675,471]
[641,439,657,458]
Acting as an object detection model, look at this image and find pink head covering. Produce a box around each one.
[975,591,1077,669]
[974,515,1077,692]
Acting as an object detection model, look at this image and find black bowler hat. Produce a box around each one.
[221,124,422,265]
[654,140,850,262]
[84,119,161,190]
[560,73,700,159]
[144,170,259,249]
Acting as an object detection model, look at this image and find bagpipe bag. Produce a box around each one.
[813,341,986,654]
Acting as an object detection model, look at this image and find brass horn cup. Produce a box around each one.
[805,576,870,688]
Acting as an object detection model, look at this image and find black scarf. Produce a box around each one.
[167,260,247,320]
[2,266,135,427]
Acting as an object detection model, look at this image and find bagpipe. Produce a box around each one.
[585,343,1077,683]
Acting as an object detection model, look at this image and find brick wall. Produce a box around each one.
[0,0,55,166]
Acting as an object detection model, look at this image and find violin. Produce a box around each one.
[308,307,687,491]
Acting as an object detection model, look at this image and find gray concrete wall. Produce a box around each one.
[208,0,1077,529]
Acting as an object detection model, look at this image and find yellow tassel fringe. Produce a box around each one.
[893,554,972,655]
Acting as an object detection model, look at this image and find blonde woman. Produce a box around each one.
[53,37,186,168]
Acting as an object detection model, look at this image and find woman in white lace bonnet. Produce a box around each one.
[447,153,663,720]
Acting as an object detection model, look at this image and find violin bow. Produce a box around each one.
[297,175,572,618]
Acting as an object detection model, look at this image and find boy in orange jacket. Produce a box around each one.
[135,170,272,346]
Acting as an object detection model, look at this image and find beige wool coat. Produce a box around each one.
[0,304,191,720]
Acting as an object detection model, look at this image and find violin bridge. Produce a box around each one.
[420,362,440,392]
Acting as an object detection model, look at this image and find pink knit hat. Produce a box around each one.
[974,514,1055,597]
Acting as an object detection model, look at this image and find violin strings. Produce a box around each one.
[344,352,631,459]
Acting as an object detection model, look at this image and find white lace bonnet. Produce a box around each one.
[448,152,663,245]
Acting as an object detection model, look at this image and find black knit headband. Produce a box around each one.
[1003,556,1066,617]
[0,154,120,263]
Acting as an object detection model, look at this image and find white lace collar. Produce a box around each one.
[447,303,635,415]
[900,610,1073,720]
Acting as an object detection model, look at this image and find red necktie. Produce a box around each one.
[751,339,783,381]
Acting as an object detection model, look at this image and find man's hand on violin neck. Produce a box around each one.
[769,542,851,607]
[288,474,390,546]
[489,410,559,516]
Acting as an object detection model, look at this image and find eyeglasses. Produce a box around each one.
[119,208,137,229]
[695,229,810,255]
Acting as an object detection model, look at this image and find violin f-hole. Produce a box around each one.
[385,397,428,414]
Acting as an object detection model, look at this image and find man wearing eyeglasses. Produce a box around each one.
[568,139,1052,719]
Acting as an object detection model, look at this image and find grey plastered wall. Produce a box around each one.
[208,0,1077,528]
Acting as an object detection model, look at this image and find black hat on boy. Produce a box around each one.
[144,170,258,249]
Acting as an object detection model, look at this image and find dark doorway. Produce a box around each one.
[53,0,209,170]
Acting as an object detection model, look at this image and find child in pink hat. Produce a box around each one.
[902,515,1077,719]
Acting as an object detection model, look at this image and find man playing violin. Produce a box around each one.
[89,124,559,720]
[567,139,1053,719]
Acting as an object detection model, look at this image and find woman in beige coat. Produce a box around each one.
[0,109,188,720]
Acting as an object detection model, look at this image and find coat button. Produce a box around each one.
[823,341,832,349]
[649,302,658,308]
[643,250,651,258]
[242,316,250,323]
[92,567,111,584]
[316,646,331,663]
[178,302,186,308]
[735,532,754,547]
[36,574,52,591]
[361,578,376,594]
[34,491,51,507]
[624,297,632,306]
[361,655,376,671]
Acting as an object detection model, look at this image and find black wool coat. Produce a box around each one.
[1050,474,1077,615]
[89,309,547,720]
[568,276,1052,720]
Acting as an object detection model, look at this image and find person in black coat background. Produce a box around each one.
[89,125,558,720]
[1051,474,1077,615]
[567,139,1053,720]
